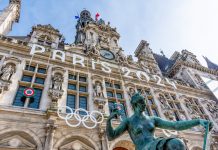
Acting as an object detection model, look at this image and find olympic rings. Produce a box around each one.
[162,129,178,137]
[57,106,104,129]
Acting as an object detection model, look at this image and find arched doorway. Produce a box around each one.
[113,147,128,150]
[192,147,202,150]
[112,140,135,150]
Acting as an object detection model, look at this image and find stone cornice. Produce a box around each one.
[169,60,218,77]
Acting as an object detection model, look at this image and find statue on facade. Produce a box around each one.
[93,81,104,98]
[116,48,128,66]
[0,64,15,81]
[128,87,135,98]
[51,73,63,91]
[48,73,64,110]
[85,42,100,59]
[127,55,135,65]
[107,93,213,150]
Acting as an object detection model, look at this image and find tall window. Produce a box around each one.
[158,93,186,121]
[13,86,26,107]
[137,87,159,117]
[28,88,42,109]
[184,97,209,120]
[13,63,46,109]
[66,94,76,113]
[67,72,88,112]
[105,80,126,119]
[13,87,42,109]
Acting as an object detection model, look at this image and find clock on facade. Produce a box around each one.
[100,49,115,60]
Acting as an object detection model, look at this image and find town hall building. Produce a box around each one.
[0,0,218,150]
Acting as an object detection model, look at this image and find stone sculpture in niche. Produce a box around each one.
[93,81,104,98]
[0,63,16,94]
[107,93,213,150]
[116,48,128,66]
[128,87,135,98]
[0,64,15,81]
[48,72,64,110]
[93,80,106,112]
[51,73,63,91]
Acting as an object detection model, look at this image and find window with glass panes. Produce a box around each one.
[158,92,186,120]
[105,80,126,119]
[66,94,76,113]
[28,88,42,109]
[22,75,32,82]
[13,86,26,107]
[14,63,46,109]
[185,97,208,119]
[67,72,88,112]
[25,65,35,72]
[136,87,158,116]
[35,77,45,84]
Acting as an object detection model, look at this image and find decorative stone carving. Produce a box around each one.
[206,100,218,119]
[91,77,106,112]
[115,48,128,66]
[48,72,64,110]
[127,55,135,65]
[127,87,135,98]
[59,140,94,150]
[158,94,176,121]
[99,34,109,47]
[0,63,16,94]
[0,135,36,149]
[85,42,100,59]
[0,64,15,81]
[138,60,150,72]
[184,100,201,119]
[93,81,104,98]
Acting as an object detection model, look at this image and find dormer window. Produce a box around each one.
[38,35,52,46]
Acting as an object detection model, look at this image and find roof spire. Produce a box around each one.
[160,49,166,57]
[203,56,218,70]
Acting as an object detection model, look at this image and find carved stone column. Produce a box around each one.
[44,119,57,150]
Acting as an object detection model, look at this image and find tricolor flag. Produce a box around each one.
[95,13,100,21]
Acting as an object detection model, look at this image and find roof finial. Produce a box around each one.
[160,49,165,57]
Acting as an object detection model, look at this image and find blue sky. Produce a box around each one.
[1,0,218,66]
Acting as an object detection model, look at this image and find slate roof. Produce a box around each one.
[203,56,218,70]
[153,53,176,75]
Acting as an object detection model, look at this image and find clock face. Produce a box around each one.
[100,50,115,60]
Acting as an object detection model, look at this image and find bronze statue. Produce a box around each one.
[107,93,213,150]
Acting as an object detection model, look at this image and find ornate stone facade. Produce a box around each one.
[0,4,218,150]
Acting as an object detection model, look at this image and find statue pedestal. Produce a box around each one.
[0,79,10,94]
[48,88,64,111]
[94,97,106,112]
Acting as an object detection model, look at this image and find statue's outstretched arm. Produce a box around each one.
[153,117,212,131]
[106,112,128,141]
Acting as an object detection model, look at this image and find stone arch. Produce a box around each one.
[190,146,202,150]
[110,139,134,150]
[0,128,43,150]
[53,134,99,150]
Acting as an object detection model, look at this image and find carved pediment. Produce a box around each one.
[0,135,36,149]
[59,140,94,150]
